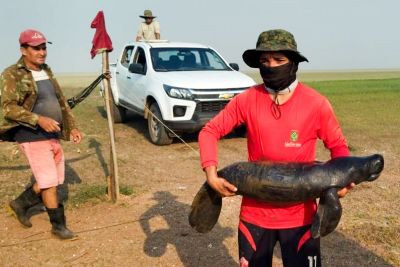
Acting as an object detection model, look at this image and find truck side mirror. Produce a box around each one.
[229,63,239,71]
[129,63,146,75]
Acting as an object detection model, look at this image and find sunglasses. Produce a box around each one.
[30,45,47,51]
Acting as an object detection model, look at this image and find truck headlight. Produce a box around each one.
[163,84,194,100]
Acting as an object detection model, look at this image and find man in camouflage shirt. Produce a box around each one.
[0,29,82,239]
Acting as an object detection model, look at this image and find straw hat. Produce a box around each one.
[140,10,156,19]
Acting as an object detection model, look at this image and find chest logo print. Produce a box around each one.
[290,130,298,142]
[285,130,301,148]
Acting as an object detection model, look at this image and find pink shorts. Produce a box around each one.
[18,139,65,189]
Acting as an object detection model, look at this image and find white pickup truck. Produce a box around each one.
[109,40,256,145]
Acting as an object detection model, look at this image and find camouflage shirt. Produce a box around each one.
[0,57,77,141]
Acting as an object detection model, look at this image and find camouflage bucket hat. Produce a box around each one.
[242,29,308,68]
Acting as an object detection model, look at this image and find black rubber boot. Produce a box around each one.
[46,205,76,240]
[9,186,41,228]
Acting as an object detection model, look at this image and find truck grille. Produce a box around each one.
[196,101,228,112]
[191,87,249,101]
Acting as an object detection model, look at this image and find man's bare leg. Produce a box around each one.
[39,184,76,239]
[32,183,40,194]
[40,186,58,209]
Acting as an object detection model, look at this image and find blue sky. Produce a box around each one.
[1,0,399,73]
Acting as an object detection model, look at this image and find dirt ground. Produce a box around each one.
[1,106,399,266]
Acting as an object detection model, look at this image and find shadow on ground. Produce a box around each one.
[140,191,393,267]
[320,231,393,266]
[88,138,109,177]
[140,191,237,266]
[16,155,90,217]
[270,231,393,266]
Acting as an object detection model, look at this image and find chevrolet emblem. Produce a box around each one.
[218,93,234,100]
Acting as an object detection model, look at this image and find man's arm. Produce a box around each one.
[37,116,60,132]
[199,93,247,197]
[0,71,39,128]
[136,23,143,41]
[317,97,354,197]
[337,183,355,198]
[204,165,237,197]
[70,128,82,144]
[154,21,160,40]
[199,94,247,168]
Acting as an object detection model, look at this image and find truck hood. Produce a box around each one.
[153,70,256,89]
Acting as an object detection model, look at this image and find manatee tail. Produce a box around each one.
[189,182,222,233]
[311,188,342,238]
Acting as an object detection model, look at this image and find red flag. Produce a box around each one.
[90,11,113,59]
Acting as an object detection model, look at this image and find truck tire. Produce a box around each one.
[148,103,173,145]
[110,94,126,123]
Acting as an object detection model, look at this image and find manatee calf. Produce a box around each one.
[189,154,384,238]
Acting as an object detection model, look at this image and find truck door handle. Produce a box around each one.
[116,71,119,74]
[126,76,131,79]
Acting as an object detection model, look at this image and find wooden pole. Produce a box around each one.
[101,51,119,202]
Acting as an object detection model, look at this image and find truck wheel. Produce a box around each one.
[148,103,173,145]
[111,94,126,123]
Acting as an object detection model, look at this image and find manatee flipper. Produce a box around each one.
[311,188,342,238]
[189,182,222,233]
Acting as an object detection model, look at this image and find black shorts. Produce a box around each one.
[238,220,321,267]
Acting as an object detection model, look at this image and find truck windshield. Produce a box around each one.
[150,48,230,71]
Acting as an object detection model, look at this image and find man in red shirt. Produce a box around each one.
[198,29,354,267]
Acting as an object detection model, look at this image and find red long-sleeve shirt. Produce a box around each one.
[199,82,349,229]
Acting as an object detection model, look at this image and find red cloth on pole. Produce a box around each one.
[90,11,113,59]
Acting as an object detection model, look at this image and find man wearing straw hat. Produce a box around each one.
[199,29,354,266]
[136,9,161,41]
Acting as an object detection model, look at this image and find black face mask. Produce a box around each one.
[259,61,298,91]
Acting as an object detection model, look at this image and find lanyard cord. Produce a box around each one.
[271,93,281,119]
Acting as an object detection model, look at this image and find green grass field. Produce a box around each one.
[246,69,400,83]
[246,70,400,157]
[308,78,400,155]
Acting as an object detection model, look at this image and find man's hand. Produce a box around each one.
[70,129,82,144]
[204,166,237,197]
[337,183,355,198]
[37,116,61,133]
